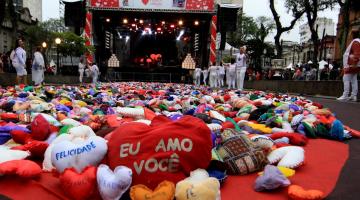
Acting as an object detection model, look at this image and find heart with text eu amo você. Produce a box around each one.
[51,136,107,173]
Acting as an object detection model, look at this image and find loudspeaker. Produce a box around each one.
[64,1,85,30]
[219,31,226,51]
[217,5,239,32]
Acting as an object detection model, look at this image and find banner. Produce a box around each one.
[89,0,214,11]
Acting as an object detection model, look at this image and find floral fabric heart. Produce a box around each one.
[130,180,175,200]
[60,166,97,200]
[51,136,107,173]
[97,164,133,200]
[288,185,324,200]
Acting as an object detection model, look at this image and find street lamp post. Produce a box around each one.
[42,42,47,67]
[55,38,61,75]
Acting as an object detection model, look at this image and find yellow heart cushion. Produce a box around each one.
[258,166,296,178]
[130,181,175,200]
[175,178,220,200]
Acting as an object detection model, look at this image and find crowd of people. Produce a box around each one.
[0,38,100,86]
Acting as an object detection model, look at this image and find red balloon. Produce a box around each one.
[60,166,97,200]
[146,58,152,63]
[150,54,156,60]
[0,160,42,178]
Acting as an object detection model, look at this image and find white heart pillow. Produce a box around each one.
[0,146,30,163]
[97,164,132,200]
[267,146,304,169]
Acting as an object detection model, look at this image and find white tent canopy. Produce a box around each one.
[319,60,333,70]
[225,43,238,51]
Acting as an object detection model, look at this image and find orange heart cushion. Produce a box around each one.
[130,180,175,200]
[288,185,324,200]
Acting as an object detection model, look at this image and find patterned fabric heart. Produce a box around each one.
[97,164,132,200]
[130,180,175,200]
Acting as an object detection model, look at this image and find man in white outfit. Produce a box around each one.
[209,63,218,87]
[218,63,225,87]
[337,38,360,101]
[228,59,236,89]
[202,68,209,86]
[235,46,247,90]
[90,62,100,84]
[194,67,202,86]
[78,58,85,83]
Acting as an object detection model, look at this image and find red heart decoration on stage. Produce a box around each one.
[0,160,42,178]
[12,140,49,158]
[142,0,149,5]
[59,166,97,200]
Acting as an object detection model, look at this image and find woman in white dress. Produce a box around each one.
[209,64,218,87]
[202,68,209,86]
[32,46,45,86]
[78,58,85,83]
[218,63,225,87]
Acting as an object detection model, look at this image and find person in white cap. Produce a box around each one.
[235,46,247,90]
[337,38,360,101]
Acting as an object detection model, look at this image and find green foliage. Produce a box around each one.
[55,32,90,57]
[41,18,68,33]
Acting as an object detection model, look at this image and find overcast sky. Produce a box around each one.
[43,0,340,42]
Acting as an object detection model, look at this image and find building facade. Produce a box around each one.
[23,0,42,21]
[334,4,360,61]
[299,17,335,44]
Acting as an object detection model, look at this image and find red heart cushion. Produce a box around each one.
[11,140,49,158]
[10,130,31,144]
[107,115,212,189]
[31,114,51,141]
[270,132,308,146]
[59,166,97,200]
[0,160,42,178]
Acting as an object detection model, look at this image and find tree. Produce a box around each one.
[42,18,68,33]
[269,0,306,58]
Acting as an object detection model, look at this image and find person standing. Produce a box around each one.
[209,63,218,87]
[11,39,27,85]
[78,58,85,83]
[90,62,100,84]
[218,63,225,87]
[31,46,45,85]
[235,46,247,90]
[194,66,202,86]
[228,59,236,89]
[337,38,360,101]
[202,68,209,86]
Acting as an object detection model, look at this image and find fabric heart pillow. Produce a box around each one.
[130,180,175,200]
[267,146,305,169]
[107,115,212,189]
[175,169,220,200]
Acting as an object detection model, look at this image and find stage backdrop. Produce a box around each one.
[89,0,214,11]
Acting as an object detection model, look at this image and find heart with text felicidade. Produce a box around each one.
[51,136,108,173]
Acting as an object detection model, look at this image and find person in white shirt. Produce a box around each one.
[194,67,202,86]
[337,38,360,101]
[235,46,247,90]
[209,63,218,87]
[32,46,45,86]
[11,39,27,85]
[202,68,209,86]
[228,59,237,89]
[217,63,225,87]
[90,62,100,84]
[78,58,85,83]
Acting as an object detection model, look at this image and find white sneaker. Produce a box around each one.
[349,96,357,102]
[337,95,349,101]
